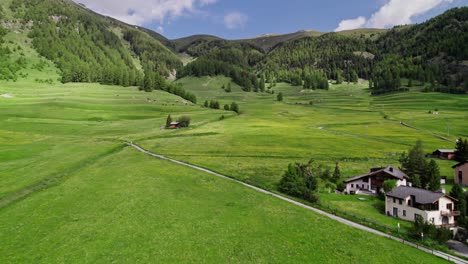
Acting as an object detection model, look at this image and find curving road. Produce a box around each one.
[127,142,467,264]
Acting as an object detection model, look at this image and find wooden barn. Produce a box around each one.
[431,149,456,160]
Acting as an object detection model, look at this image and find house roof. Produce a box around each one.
[452,160,468,168]
[386,186,457,205]
[344,166,408,183]
[434,149,456,153]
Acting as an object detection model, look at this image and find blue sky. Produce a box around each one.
[75,0,468,40]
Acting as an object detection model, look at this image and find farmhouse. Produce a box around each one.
[385,186,459,228]
[431,149,456,160]
[169,122,180,129]
[453,160,468,186]
[344,166,408,194]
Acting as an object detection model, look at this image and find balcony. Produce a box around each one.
[440,223,457,229]
[441,210,461,217]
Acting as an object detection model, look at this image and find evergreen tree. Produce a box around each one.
[408,79,413,87]
[351,70,359,84]
[426,160,441,191]
[259,77,265,92]
[450,184,466,217]
[204,100,209,107]
[224,104,230,111]
[277,92,283,102]
[400,140,427,188]
[336,71,343,84]
[230,102,239,113]
[455,138,468,162]
[278,160,319,203]
[225,82,232,93]
[332,162,341,183]
[165,115,172,128]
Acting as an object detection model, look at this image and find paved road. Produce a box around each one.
[127,142,468,264]
[449,240,468,258]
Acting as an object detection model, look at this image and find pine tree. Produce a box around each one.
[224,104,230,111]
[455,138,468,162]
[336,71,343,84]
[165,115,172,128]
[259,78,265,92]
[450,184,466,217]
[332,162,341,183]
[277,92,283,102]
[400,140,427,188]
[230,102,239,113]
[407,79,413,87]
[426,160,441,191]
[204,100,209,108]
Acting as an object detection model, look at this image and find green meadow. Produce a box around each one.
[0,2,466,262]
[0,60,465,262]
[0,74,460,262]
[140,76,466,190]
[0,148,447,263]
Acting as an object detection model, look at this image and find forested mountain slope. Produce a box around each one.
[0,0,466,95]
[179,7,468,94]
[3,0,181,85]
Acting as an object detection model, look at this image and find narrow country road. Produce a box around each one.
[127,142,467,264]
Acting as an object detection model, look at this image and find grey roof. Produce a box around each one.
[452,160,468,168]
[344,166,408,183]
[434,149,456,153]
[386,186,456,204]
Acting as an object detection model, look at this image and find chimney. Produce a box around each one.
[389,167,394,173]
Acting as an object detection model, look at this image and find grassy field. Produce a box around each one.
[0,79,452,263]
[0,2,465,262]
[138,77,466,191]
[0,148,447,263]
[0,24,465,260]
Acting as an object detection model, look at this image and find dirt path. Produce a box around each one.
[400,121,454,143]
[127,142,467,264]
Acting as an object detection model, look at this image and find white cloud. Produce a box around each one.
[224,11,248,29]
[74,0,217,26]
[334,16,366,32]
[335,0,454,31]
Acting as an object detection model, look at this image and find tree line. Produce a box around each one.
[204,100,239,113]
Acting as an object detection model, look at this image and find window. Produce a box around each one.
[399,199,403,205]
[430,218,435,223]
[459,171,463,184]
[393,198,396,203]
[351,184,354,188]
[403,210,406,217]
[447,203,453,211]
[414,214,423,221]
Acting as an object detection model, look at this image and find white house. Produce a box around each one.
[385,186,459,228]
[344,166,408,194]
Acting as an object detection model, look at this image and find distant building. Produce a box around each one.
[169,122,180,129]
[385,186,459,228]
[453,161,468,186]
[431,149,456,160]
[440,176,447,185]
[344,166,409,195]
